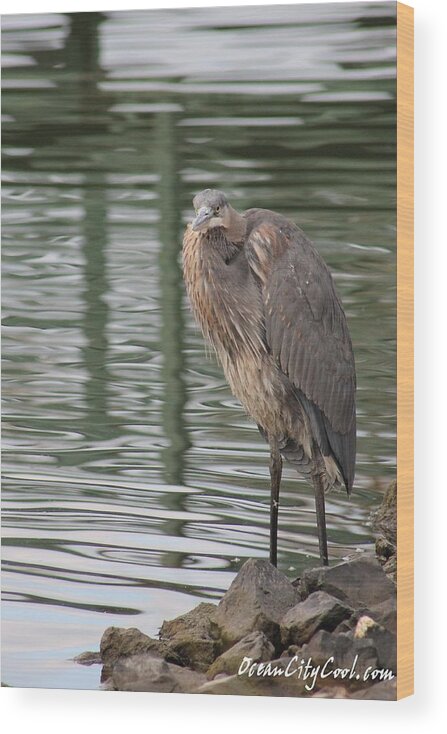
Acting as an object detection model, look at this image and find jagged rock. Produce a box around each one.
[298,556,396,609]
[214,559,299,649]
[159,602,220,672]
[280,591,353,646]
[100,627,172,668]
[207,631,274,680]
[372,480,397,546]
[111,654,206,693]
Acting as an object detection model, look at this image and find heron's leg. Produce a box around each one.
[268,436,282,567]
[312,471,329,566]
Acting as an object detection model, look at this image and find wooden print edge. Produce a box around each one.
[396,0,414,701]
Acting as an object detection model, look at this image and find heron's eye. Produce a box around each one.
[215,206,220,214]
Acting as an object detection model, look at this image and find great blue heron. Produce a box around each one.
[183,189,356,567]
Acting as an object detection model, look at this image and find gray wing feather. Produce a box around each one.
[244,210,356,490]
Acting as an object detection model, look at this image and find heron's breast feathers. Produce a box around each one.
[182,226,266,366]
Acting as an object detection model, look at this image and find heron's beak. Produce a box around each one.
[192,206,212,231]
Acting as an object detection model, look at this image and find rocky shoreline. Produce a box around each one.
[75,482,397,699]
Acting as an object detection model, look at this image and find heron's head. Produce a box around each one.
[191,189,230,232]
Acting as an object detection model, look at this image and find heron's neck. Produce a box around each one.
[225,206,247,245]
[205,208,246,264]
[205,229,240,264]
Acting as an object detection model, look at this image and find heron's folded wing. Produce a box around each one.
[245,219,356,437]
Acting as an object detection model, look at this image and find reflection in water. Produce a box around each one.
[156,108,191,566]
[2,3,396,689]
[68,14,114,448]
[155,109,190,487]
[81,170,112,442]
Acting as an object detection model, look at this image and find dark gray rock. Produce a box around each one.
[370,628,396,673]
[299,629,335,665]
[280,591,353,646]
[111,654,206,693]
[207,631,274,680]
[159,602,220,672]
[215,559,299,649]
[299,556,396,609]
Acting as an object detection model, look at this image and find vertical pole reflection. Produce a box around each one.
[154,109,192,567]
[155,110,190,487]
[65,13,115,444]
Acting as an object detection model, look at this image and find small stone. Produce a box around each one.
[354,615,378,639]
[73,650,102,666]
[207,631,274,679]
[215,559,299,649]
[280,591,353,646]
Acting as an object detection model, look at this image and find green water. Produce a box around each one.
[1,2,396,689]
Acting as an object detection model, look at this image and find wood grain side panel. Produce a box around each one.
[397,0,414,701]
